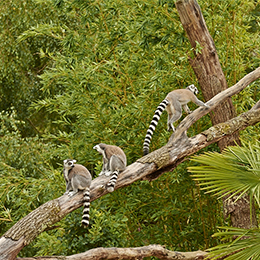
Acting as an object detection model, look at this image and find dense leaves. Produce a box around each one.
[0,0,259,257]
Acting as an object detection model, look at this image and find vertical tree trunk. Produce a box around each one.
[175,0,257,229]
[175,0,240,150]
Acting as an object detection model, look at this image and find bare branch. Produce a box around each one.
[17,245,207,260]
[1,69,260,259]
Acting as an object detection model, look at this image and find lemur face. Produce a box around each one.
[93,144,105,154]
[187,84,199,95]
[63,159,77,169]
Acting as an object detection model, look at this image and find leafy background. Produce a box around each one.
[0,0,259,257]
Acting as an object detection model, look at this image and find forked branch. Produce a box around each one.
[0,68,260,260]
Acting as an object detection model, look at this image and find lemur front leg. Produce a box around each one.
[183,104,192,114]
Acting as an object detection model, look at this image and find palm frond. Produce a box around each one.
[189,141,260,206]
[207,227,260,260]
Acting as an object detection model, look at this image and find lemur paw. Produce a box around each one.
[68,191,77,197]
[168,126,175,132]
[105,171,112,176]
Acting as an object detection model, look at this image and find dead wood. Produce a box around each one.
[17,244,207,260]
[0,67,259,260]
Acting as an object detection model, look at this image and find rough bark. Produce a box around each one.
[1,68,260,260]
[223,194,258,229]
[17,245,207,260]
[175,0,258,230]
[175,0,240,150]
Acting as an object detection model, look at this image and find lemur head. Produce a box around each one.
[63,159,77,169]
[93,143,106,154]
[186,84,199,95]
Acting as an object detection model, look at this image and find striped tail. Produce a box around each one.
[143,99,169,155]
[82,187,90,227]
[106,171,119,192]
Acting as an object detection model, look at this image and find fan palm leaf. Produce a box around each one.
[206,227,260,260]
[189,142,260,205]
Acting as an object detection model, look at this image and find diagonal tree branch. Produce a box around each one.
[0,69,260,260]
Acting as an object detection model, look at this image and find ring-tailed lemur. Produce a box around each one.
[63,159,92,226]
[143,84,209,155]
[93,143,127,192]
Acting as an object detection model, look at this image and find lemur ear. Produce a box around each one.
[73,159,77,163]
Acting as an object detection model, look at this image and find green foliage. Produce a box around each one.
[0,110,64,256]
[31,207,129,256]
[63,207,129,253]
[32,229,67,256]
[0,0,66,136]
[81,155,222,252]
[208,227,260,260]
[189,142,260,205]
[0,0,259,257]
[202,0,260,84]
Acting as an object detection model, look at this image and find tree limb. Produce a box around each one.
[139,102,260,182]
[0,69,260,260]
[17,245,207,260]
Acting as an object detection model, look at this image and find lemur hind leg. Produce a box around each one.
[106,155,125,192]
[166,100,182,132]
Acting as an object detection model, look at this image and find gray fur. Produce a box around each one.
[93,143,127,192]
[143,84,209,155]
[63,159,92,226]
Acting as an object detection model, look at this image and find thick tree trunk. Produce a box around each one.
[175,0,240,150]
[1,68,260,260]
[175,0,257,229]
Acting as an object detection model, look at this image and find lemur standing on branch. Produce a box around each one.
[93,143,127,192]
[143,84,209,155]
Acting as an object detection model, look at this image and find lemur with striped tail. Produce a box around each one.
[63,159,92,226]
[93,143,127,192]
[143,84,209,155]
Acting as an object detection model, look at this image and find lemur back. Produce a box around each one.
[63,159,92,226]
[143,84,208,155]
[93,143,127,192]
